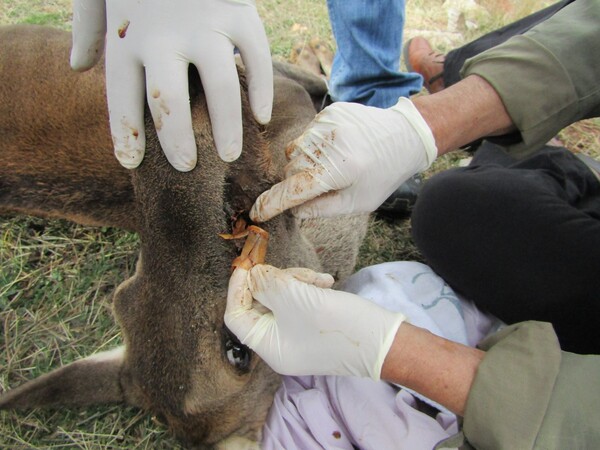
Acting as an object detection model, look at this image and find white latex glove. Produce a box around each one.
[225,265,405,380]
[70,0,273,172]
[250,98,437,221]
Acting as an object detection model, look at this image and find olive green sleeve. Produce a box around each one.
[462,321,600,449]
[460,0,600,158]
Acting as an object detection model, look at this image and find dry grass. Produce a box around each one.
[1,0,599,448]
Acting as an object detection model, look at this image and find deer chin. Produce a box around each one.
[130,328,278,448]
[178,361,280,448]
[137,354,279,449]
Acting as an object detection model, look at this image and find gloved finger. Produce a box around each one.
[249,168,336,222]
[70,0,106,71]
[285,135,314,162]
[247,264,294,310]
[284,128,324,163]
[291,189,349,219]
[283,151,323,178]
[195,40,243,163]
[235,18,273,125]
[249,264,327,317]
[105,45,146,169]
[293,169,403,218]
[285,106,342,163]
[145,58,198,172]
[283,129,346,182]
[283,268,335,288]
[225,267,266,340]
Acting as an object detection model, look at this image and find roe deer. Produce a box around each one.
[0,25,368,449]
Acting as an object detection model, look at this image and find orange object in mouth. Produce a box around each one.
[230,225,269,270]
[218,216,249,240]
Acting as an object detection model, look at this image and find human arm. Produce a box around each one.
[455,0,600,159]
[226,266,600,448]
[381,321,483,416]
[248,74,513,222]
[451,321,600,449]
[390,321,600,448]
[250,0,600,222]
[412,74,514,157]
[388,320,600,446]
[225,264,406,379]
[70,0,273,171]
[225,264,483,414]
[415,0,600,159]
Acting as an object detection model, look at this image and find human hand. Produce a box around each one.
[225,264,405,379]
[250,98,437,222]
[70,0,273,171]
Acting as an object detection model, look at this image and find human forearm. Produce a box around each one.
[381,322,485,416]
[228,265,485,415]
[422,0,600,159]
[459,0,600,158]
[413,75,515,157]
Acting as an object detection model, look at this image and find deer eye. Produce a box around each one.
[224,330,251,372]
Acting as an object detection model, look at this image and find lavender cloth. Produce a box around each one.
[262,262,503,450]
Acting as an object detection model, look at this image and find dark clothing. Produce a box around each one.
[410,0,600,446]
[413,143,600,354]
[412,0,600,354]
[443,0,576,88]
[461,0,600,157]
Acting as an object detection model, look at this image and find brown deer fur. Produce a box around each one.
[0,25,368,449]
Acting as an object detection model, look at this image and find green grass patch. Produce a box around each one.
[2,0,71,29]
[19,11,67,26]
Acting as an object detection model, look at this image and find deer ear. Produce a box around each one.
[0,346,134,410]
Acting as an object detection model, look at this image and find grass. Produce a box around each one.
[1,0,599,447]
[1,0,71,28]
[1,218,136,376]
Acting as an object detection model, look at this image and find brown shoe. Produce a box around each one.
[403,37,446,94]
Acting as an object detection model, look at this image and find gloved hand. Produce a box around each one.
[225,265,405,380]
[250,98,437,222]
[70,0,273,172]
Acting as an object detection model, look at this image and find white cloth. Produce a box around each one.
[262,261,503,450]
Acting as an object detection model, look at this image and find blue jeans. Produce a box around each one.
[326,0,423,108]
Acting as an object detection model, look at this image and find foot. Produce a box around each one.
[403,37,446,94]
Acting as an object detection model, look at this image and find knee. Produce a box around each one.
[412,169,482,248]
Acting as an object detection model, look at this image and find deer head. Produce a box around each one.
[0,25,367,448]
